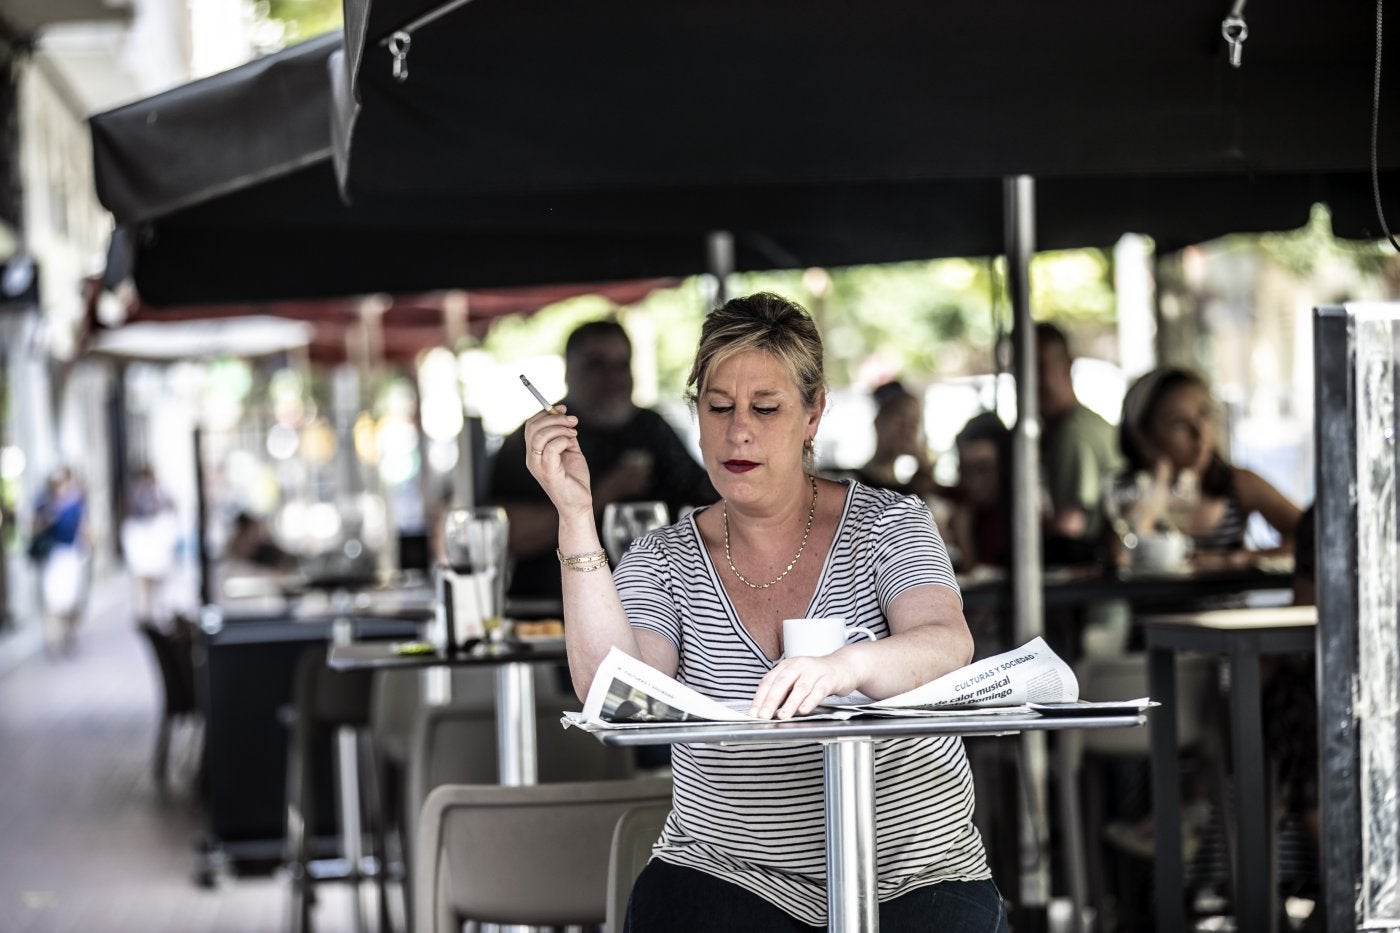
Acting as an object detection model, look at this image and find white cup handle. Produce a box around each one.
[846,625,877,643]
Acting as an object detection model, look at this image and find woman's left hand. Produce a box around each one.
[749,654,861,720]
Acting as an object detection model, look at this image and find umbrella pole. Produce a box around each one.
[1004,174,1051,927]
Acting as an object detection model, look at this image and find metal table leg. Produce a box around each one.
[1229,637,1272,933]
[496,662,537,786]
[824,737,878,933]
[331,616,368,933]
[1150,645,1185,933]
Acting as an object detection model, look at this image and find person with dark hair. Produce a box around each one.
[524,292,1006,932]
[948,411,1013,572]
[489,317,718,600]
[1035,322,1121,551]
[853,380,941,500]
[30,467,89,655]
[1115,366,1301,565]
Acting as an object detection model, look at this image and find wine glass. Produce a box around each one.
[442,506,510,645]
[601,501,669,563]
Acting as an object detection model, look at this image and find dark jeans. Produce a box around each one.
[625,859,1008,933]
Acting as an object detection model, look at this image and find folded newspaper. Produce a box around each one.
[566,636,1087,729]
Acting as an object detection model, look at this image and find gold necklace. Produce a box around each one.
[723,474,818,589]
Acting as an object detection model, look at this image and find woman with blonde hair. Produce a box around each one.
[525,293,1005,932]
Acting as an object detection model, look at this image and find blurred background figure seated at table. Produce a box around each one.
[1109,367,1302,573]
[227,510,293,571]
[853,380,946,502]
[488,318,717,602]
[945,411,1011,575]
[1035,322,1123,567]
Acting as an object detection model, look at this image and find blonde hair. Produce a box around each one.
[686,292,826,408]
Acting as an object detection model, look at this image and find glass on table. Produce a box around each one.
[601,501,669,564]
[1102,472,1196,575]
[441,506,510,646]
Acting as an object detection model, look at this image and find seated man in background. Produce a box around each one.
[489,318,717,601]
[1036,322,1122,565]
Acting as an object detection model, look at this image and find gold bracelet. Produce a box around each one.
[557,548,608,566]
[563,560,610,573]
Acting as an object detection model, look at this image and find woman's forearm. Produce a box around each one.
[842,619,974,700]
[556,508,642,701]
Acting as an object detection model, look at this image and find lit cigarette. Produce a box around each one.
[519,374,557,413]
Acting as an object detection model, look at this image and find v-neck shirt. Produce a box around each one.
[613,480,990,926]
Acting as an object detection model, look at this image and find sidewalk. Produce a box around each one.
[0,569,356,932]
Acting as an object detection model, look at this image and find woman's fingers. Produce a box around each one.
[750,658,844,720]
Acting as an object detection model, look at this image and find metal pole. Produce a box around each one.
[496,662,537,785]
[706,230,735,307]
[1003,174,1050,920]
[824,738,878,932]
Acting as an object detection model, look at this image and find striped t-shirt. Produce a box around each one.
[613,480,992,926]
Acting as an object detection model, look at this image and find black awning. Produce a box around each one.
[334,0,1400,198]
[90,5,1400,307]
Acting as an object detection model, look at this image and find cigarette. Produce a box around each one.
[519,374,557,413]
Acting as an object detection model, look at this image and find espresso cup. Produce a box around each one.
[782,617,877,658]
[1130,530,1191,574]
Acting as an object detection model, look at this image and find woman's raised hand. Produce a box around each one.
[524,406,593,515]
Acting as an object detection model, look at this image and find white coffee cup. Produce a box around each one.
[782,617,877,658]
[1130,530,1192,574]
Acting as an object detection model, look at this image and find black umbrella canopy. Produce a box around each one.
[91,4,1400,308]
[335,0,1400,197]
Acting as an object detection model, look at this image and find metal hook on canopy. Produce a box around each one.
[379,0,480,82]
[1221,0,1248,68]
[388,31,411,82]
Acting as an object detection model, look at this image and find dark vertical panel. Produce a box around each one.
[1313,305,1360,933]
[0,41,23,236]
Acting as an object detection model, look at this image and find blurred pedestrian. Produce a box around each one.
[30,467,89,655]
[946,411,1012,573]
[120,466,178,624]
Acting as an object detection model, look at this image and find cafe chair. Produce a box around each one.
[1055,651,1220,933]
[396,695,635,930]
[136,619,202,797]
[414,776,674,933]
[606,801,671,932]
[284,645,383,933]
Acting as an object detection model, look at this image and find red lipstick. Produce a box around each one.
[723,460,759,473]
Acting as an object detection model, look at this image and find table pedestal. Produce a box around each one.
[825,739,878,931]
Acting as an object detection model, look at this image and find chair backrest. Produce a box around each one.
[416,776,673,932]
[403,697,636,855]
[138,621,197,716]
[293,645,375,729]
[606,801,671,932]
[1077,651,1218,757]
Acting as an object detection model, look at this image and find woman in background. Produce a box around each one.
[854,380,942,501]
[1116,367,1301,567]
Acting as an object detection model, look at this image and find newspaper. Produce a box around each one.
[569,636,1078,729]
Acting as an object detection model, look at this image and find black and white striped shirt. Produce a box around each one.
[613,480,991,926]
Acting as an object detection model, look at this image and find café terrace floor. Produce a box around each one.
[0,570,361,933]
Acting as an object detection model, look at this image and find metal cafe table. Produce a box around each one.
[1142,604,1317,933]
[588,708,1145,933]
[327,638,566,786]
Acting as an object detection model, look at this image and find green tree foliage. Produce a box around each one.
[265,0,342,41]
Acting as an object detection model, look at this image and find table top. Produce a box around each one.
[582,709,1147,746]
[959,564,1293,612]
[327,639,567,671]
[1139,604,1316,630]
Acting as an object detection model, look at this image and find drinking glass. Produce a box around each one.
[601,501,669,563]
[442,506,510,643]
